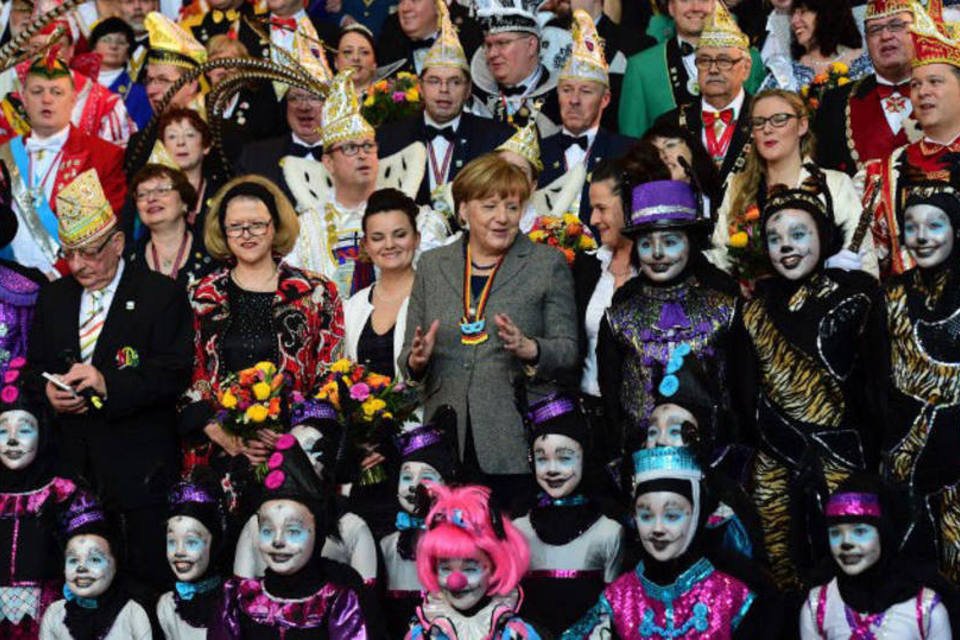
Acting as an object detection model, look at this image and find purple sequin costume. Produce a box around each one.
[605,278,737,446]
[0,266,40,381]
[562,558,755,639]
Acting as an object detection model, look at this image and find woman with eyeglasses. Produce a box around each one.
[89,17,152,130]
[759,0,873,92]
[126,164,215,290]
[180,175,344,476]
[709,89,879,283]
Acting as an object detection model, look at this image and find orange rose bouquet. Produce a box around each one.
[726,203,772,281]
[528,213,597,265]
[801,61,851,112]
[361,72,422,127]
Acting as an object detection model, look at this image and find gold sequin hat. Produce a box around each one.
[559,9,608,86]
[864,0,915,21]
[147,140,179,170]
[423,0,469,73]
[145,12,207,69]
[697,0,749,51]
[57,169,117,250]
[910,0,960,68]
[497,114,542,172]
[294,28,334,84]
[321,69,375,149]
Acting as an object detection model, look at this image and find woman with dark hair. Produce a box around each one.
[181,175,344,474]
[89,17,152,129]
[127,164,215,290]
[640,122,722,213]
[334,24,378,97]
[761,0,872,92]
[344,188,419,379]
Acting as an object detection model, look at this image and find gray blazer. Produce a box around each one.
[400,234,578,475]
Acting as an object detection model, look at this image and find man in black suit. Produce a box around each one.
[28,169,193,593]
[236,87,324,204]
[653,8,754,190]
[377,0,483,75]
[538,10,636,226]
[376,1,512,205]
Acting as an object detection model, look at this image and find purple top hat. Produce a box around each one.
[623,180,702,234]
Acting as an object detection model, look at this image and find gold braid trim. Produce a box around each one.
[742,300,844,427]
[751,451,799,590]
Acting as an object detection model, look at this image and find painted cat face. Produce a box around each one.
[765,208,821,280]
[437,553,493,611]
[257,500,316,575]
[636,230,690,283]
[166,515,213,582]
[635,491,695,562]
[829,522,881,576]
[65,534,116,598]
[0,410,39,470]
[398,461,443,514]
[904,203,954,269]
[532,433,583,499]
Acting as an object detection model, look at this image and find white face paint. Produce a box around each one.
[437,553,493,611]
[635,491,695,562]
[636,230,691,283]
[291,424,325,479]
[257,500,316,575]
[829,522,882,576]
[0,410,39,470]
[904,204,955,269]
[64,534,116,598]
[532,434,583,499]
[765,209,821,280]
[645,404,697,449]
[398,461,443,514]
[165,515,212,582]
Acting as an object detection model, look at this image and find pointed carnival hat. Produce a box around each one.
[475,0,540,36]
[865,0,915,21]
[56,169,117,250]
[147,140,179,170]
[497,111,543,172]
[423,0,470,72]
[293,28,334,84]
[697,0,749,51]
[145,11,207,69]
[321,69,375,149]
[25,46,71,80]
[909,0,960,68]
[558,9,608,86]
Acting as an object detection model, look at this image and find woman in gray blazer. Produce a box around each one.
[400,154,578,503]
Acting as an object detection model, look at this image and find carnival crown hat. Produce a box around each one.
[423,0,470,73]
[167,471,226,539]
[697,0,749,51]
[145,11,207,69]
[56,169,117,250]
[521,393,590,448]
[321,69,376,149]
[761,184,833,226]
[259,433,328,531]
[909,0,960,68]
[147,140,179,170]
[631,446,703,491]
[293,27,334,85]
[475,0,540,36]
[394,405,460,480]
[865,0,915,21]
[497,111,543,172]
[623,179,701,234]
[558,9,608,86]
[25,42,71,80]
[60,489,109,540]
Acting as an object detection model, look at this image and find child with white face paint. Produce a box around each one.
[157,475,226,639]
[883,184,960,582]
[511,395,623,637]
[212,435,373,638]
[39,492,152,639]
[740,185,885,591]
[409,484,541,640]
[566,447,770,639]
[801,477,953,639]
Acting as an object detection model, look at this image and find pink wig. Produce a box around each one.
[416,484,529,596]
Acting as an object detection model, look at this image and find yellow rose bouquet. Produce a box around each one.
[216,361,286,475]
[726,203,772,282]
[528,213,597,266]
[360,72,423,127]
[801,61,851,113]
[317,358,419,485]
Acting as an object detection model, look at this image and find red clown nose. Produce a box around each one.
[445,571,468,591]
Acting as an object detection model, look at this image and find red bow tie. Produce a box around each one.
[270,16,297,31]
[877,83,910,99]
[703,108,734,128]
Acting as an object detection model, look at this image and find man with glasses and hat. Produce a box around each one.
[0,53,125,280]
[27,168,193,592]
[814,0,922,176]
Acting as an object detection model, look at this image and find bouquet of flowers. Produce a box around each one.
[801,61,851,112]
[216,361,286,475]
[317,358,419,485]
[361,72,422,127]
[726,203,771,282]
[528,213,597,265]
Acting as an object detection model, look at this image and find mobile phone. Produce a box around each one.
[42,372,77,395]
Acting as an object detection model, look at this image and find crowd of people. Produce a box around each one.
[1,0,960,637]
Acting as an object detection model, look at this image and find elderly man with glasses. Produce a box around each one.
[27,168,193,593]
[814,0,920,176]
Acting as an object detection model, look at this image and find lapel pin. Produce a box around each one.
[125,301,135,310]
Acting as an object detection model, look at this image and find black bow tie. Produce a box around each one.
[501,85,527,97]
[679,40,695,57]
[425,125,455,141]
[411,37,435,51]
[289,141,319,157]
[560,133,589,150]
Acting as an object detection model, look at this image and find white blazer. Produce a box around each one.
[343,284,409,378]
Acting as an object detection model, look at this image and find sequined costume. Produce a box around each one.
[406,590,541,640]
[0,263,41,381]
[737,270,885,589]
[562,559,755,640]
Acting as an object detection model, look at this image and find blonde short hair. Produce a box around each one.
[205,174,300,261]
[206,35,249,59]
[452,153,532,213]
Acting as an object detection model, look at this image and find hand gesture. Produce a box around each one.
[494,313,538,362]
[407,319,440,375]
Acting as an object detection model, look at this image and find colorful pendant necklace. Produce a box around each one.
[460,244,503,345]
